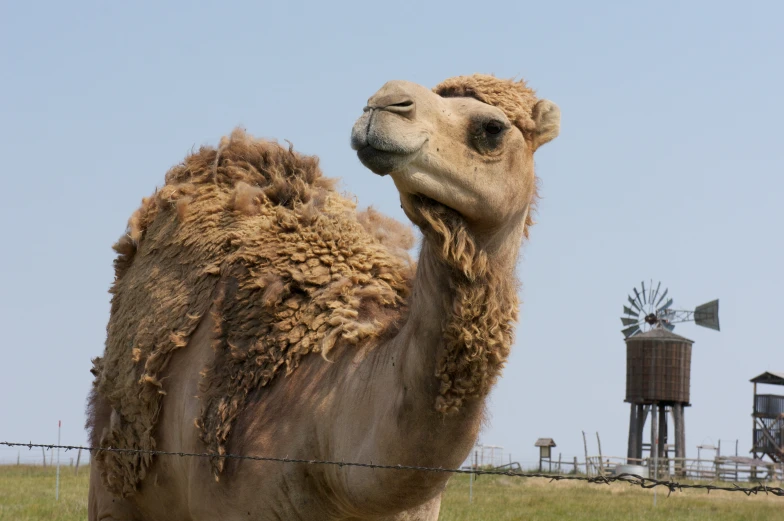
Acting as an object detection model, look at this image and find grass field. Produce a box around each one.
[1,465,782,520]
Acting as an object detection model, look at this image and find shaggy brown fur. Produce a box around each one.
[89,129,415,496]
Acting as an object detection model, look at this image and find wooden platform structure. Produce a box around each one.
[751,371,784,463]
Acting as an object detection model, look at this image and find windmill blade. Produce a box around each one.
[662,322,675,331]
[657,298,673,314]
[622,324,641,338]
[650,281,661,310]
[694,299,720,331]
[641,281,647,305]
[623,306,638,317]
[621,317,640,326]
[633,288,644,309]
[656,288,669,308]
[628,296,641,313]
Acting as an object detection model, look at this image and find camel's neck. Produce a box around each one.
[324,209,526,510]
[400,218,523,418]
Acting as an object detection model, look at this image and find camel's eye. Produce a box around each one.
[470,116,509,155]
[484,121,504,135]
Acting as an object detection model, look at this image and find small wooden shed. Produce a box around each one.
[535,438,557,471]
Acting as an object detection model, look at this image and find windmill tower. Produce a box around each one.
[620,281,720,474]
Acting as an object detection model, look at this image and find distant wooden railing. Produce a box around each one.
[579,454,784,482]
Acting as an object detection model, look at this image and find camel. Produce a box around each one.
[86,73,560,520]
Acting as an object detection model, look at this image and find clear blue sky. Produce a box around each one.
[1,0,782,467]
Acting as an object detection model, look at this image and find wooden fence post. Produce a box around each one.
[582,431,590,475]
[573,456,578,475]
[42,447,46,467]
[74,448,82,476]
[596,432,605,476]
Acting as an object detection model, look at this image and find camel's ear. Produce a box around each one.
[531,99,560,151]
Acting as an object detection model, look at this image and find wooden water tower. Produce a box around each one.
[624,329,692,464]
[619,281,720,469]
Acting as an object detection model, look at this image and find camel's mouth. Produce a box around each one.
[351,108,427,176]
[356,145,418,176]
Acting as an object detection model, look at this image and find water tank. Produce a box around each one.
[625,329,693,405]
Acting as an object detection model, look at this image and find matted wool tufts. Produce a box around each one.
[89,128,415,496]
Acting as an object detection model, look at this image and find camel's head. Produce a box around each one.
[351,74,560,234]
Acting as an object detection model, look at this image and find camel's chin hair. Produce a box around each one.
[409,193,461,221]
[397,190,465,233]
[392,166,478,227]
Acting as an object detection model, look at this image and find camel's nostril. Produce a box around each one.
[367,93,416,116]
[379,98,416,119]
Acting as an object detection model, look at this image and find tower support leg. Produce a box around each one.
[636,405,648,461]
[659,404,669,476]
[673,404,686,476]
[627,403,639,464]
[651,404,658,478]
[658,405,668,459]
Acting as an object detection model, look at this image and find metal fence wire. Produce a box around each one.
[3,441,783,498]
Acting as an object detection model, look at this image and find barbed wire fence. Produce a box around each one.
[3,440,784,498]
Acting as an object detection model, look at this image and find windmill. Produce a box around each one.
[620,280,720,338]
[620,280,720,476]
